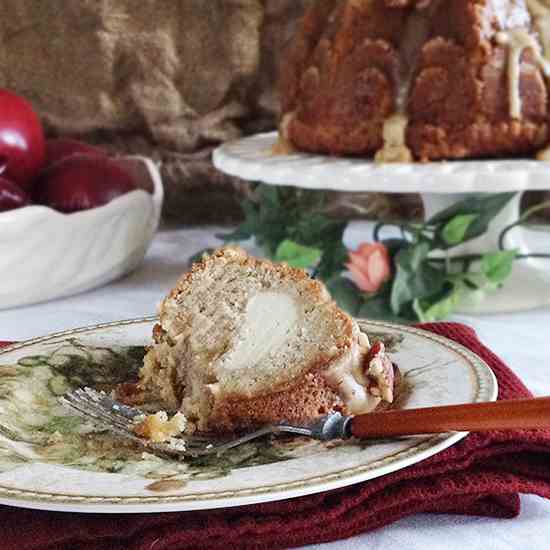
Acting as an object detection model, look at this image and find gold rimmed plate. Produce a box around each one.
[0,317,497,514]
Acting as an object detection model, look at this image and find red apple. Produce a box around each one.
[0,89,45,190]
[45,138,107,168]
[0,177,30,212]
[36,154,138,213]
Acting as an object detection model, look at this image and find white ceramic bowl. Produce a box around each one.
[0,156,163,309]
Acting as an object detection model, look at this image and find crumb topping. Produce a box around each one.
[133,411,188,443]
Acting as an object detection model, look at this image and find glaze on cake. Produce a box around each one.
[279,0,550,161]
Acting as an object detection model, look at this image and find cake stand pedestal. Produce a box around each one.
[213,132,550,314]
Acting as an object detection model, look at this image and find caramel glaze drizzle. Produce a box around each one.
[278,1,550,161]
[496,27,550,119]
[375,0,443,163]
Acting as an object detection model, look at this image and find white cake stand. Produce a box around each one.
[213,132,550,314]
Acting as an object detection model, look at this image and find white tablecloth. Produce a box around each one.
[1,224,549,549]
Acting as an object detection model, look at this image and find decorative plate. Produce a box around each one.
[0,317,497,514]
[212,131,550,193]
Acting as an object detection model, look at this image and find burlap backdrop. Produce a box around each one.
[0,1,542,223]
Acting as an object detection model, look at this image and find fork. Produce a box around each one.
[60,387,550,458]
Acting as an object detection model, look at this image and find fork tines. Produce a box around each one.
[59,387,148,447]
[59,387,207,457]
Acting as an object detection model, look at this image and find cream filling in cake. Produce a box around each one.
[208,309,378,416]
[212,292,299,377]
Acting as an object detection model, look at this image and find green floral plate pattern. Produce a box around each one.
[0,317,497,513]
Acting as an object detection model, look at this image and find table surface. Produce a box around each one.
[1,223,549,550]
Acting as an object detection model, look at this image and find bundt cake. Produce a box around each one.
[137,247,395,434]
[278,0,550,162]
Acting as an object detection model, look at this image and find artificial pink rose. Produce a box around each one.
[347,243,392,293]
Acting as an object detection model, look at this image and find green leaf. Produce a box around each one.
[315,222,349,280]
[428,193,516,225]
[220,183,351,280]
[219,226,253,242]
[457,288,487,309]
[326,276,362,316]
[380,238,409,260]
[219,200,260,243]
[390,242,446,315]
[257,185,282,209]
[358,295,413,323]
[441,214,478,245]
[317,241,349,281]
[289,211,348,280]
[429,193,517,248]
[413,284,465,322]
[275,240,322,269]
[481,250,517,284]
[461,272,486,290]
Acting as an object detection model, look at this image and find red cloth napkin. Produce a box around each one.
[1,323,550,550]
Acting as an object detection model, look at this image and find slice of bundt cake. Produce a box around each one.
[278,0,550,162]
[138,247,395,433]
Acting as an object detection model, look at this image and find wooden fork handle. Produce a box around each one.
[351,397,550,438]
